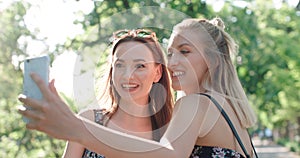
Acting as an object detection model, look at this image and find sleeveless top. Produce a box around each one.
[82,93,257,158]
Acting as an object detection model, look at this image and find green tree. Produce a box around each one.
[215,0,300,146]
[1,0,299,157]
[0,1,65,157]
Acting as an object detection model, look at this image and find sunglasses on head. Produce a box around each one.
[109,29,157,45]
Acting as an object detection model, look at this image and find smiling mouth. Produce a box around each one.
[122,84,139,89]
[172,71,184,77]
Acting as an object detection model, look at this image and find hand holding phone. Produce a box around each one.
[22,55,50,122]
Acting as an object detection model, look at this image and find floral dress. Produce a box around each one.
[190,145,245,158]
[82,149,105,158]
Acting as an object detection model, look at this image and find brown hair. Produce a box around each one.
[98,30,173,140]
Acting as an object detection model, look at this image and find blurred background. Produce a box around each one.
[0,0,299,157]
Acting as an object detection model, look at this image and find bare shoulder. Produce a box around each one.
[78,109,95,121]
[175,94,212,109]
[171,94,214,119]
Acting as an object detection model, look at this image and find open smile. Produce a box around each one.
[172,71,185,77]
[121,83,139,92]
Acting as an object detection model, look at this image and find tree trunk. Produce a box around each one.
[284,121,289,138]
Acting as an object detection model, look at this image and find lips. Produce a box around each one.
[121,83,139,92]
[122,84,138,88]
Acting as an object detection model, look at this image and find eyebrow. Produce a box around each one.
[115,59,146,62]
[168,42,190,52]
[133,59,146,62]
[178,43,190,48]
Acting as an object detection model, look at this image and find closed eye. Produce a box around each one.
[180,49,190,54]
[136,64,146,68]
[115,63,123,68]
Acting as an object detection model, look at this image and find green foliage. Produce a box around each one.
[0,1,66,157]
[277,138,300,153]
[253,1,300,129]
[1,0,300,157]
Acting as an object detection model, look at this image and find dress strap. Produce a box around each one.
[198,93,258,158]
[93,109,109,126]
[82,109,109,158]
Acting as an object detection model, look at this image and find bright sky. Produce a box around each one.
[15,0,298,53]
[20,0,94,97]
[23,0,93,51]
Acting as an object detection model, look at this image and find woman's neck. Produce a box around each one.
[118,99,151,118]
[108,102,153,138]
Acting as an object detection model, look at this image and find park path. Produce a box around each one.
[253,137,300,158]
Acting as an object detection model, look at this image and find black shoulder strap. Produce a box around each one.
[199,93,258,158]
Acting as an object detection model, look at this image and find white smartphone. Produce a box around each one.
[22,55,50,122]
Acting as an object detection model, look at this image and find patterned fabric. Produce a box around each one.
[81,110,107,158]
[82,149,105,158]
[190,145,245,158]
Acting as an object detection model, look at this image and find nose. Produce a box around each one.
[122,67,134,81]
[167,53,179,69]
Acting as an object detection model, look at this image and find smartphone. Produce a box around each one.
[22,55,50,122]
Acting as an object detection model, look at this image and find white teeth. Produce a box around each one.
[173,71,184,77]
[122,84,138,88]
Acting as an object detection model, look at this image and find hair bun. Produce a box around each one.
[210,18,225,30]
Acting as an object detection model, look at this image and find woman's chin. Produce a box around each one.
[171,84,182,91]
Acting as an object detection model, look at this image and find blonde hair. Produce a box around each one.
[173,18,256,128]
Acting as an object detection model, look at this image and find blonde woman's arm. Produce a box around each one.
[62,110,94,158]
[62,141,85,158]
[18,73,215,158]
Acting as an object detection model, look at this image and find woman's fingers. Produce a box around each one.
[49,79,60,97]
[18,94,44,111]
[30,73,52,99]
[26,122,42,130]
[17,105,45,121]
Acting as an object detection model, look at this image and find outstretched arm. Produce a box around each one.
[18,73,212,158]
[63,109,104,158]
[62,141,85,158]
